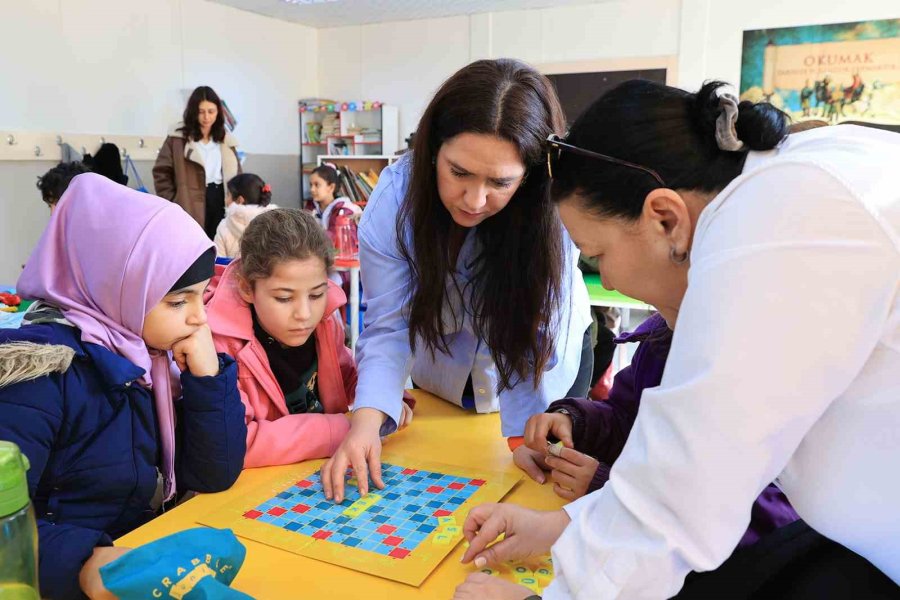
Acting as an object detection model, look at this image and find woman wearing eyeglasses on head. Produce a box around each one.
[454,80,900,600]
[320,59,593,504]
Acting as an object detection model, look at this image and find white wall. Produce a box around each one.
[0,0,317,155]
[679,0,900,91]
[0,0,317,282]
[318,0,682,142]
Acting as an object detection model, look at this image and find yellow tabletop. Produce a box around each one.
[117,391,566,599]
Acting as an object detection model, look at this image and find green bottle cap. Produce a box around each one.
[0,441,30,517]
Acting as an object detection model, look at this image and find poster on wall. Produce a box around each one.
[740,19,900,126]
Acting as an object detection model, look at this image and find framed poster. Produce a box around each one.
[740,19,900,127]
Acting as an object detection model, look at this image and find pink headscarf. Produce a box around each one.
[17,173,213,501]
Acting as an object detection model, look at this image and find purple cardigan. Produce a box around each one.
[549,313,798,548]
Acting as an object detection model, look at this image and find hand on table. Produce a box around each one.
[460,504,570,568]
[453,573,536,600]
[545,447,601,501]
[79,546,131,600]
[523,412,573,452]
[321,408,386,503]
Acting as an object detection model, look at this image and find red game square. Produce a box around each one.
[296,479,313,488]
[426,485,444,494]
[401,468,418,475]
[448,482,465,490]
[291,503,311,514]
[469,479,486,486]
[389,548,410,559]
[433,509,452,517]
[267,506,287,517]
[382,536,403,546]
[243,510,262,519]
[312,530,333,540]
[377,525,397,535]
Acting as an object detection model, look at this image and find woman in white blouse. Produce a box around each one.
[454,80,900,600]
[153,86,241,239]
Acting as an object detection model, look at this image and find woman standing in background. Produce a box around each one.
[154,86,241,239]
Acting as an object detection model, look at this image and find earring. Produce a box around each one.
[670,247,689,265]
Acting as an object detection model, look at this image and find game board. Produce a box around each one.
[199,456,521,586]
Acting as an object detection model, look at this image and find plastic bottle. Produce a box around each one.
[0,441,39,600]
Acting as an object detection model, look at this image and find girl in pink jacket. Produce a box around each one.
[206,208,358,468]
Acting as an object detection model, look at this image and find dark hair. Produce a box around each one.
[310,164,342,197]
[36,162,91,205]
[83,143,127,185]
[239,208,333,284]
[551,80,790,220]
[399,58,566,392]
[227,173,271,206]
[179,86,226,143]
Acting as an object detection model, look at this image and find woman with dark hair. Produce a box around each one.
[321,59,593,502]
[455,80,900,599]
[153,86,241,238]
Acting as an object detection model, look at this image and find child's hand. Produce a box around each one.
[460,503,570,568]
[524,411,574,453]
[397,401,414,430]
[171,324,220,377]
[79,546,131,600]
[545,446,601,501]
[513,445,551,484]
[453,573,535,600]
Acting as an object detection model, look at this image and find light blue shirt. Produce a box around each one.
[355,156,592,437]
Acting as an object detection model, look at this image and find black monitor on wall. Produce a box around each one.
[546,69,668,127]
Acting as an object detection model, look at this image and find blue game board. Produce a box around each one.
[240,463,485,560]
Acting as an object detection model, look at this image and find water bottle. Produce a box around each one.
[0,441,39,600]
[334,212,359,260]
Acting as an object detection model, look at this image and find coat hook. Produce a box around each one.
[6,135,15,146]
[138,138,145,148]
[56,135,63,145]
[34,146,42,157]
[100,137,106,145]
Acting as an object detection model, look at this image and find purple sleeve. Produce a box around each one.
[548,361,640,465]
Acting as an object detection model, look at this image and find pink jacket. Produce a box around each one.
[206,260,354,468]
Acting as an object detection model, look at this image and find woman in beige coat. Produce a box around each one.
[153,86,241,238]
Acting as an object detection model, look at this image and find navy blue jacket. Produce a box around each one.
[0,323,246,599]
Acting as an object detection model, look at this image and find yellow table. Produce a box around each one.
[118,391,566,599]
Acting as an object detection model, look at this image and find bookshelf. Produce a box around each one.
[299,99,399,202]
[315,155,398,207]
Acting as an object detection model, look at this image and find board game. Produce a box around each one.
[200,456,521,586]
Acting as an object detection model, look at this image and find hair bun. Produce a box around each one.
[694,80,789,152]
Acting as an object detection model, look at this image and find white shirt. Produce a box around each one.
[196,139,223,185]
[547,125,900,599]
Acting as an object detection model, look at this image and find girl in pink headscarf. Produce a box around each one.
[0,173,246,600]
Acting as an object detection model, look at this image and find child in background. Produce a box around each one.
[214,173,278,258]
[207,209,413,468]
[515,312,798,549]
[309,163,361,238]
[36,161,90,212]
[0,174,246,600]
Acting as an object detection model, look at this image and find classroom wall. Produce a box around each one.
[0,0,317,283]
[678,0,900,91]
[318,0,682,144]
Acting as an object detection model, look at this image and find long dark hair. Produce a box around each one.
[179,86,226,143]
[398,58,566,391]
[551,80,789,220]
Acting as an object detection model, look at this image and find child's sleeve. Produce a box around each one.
[548,362,640,465]
[332,312,358,404]
[0,376,113,600]
[152,137,177,201]
[176,353,246,492]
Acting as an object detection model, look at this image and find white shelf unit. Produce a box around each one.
[299,102,398,203]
